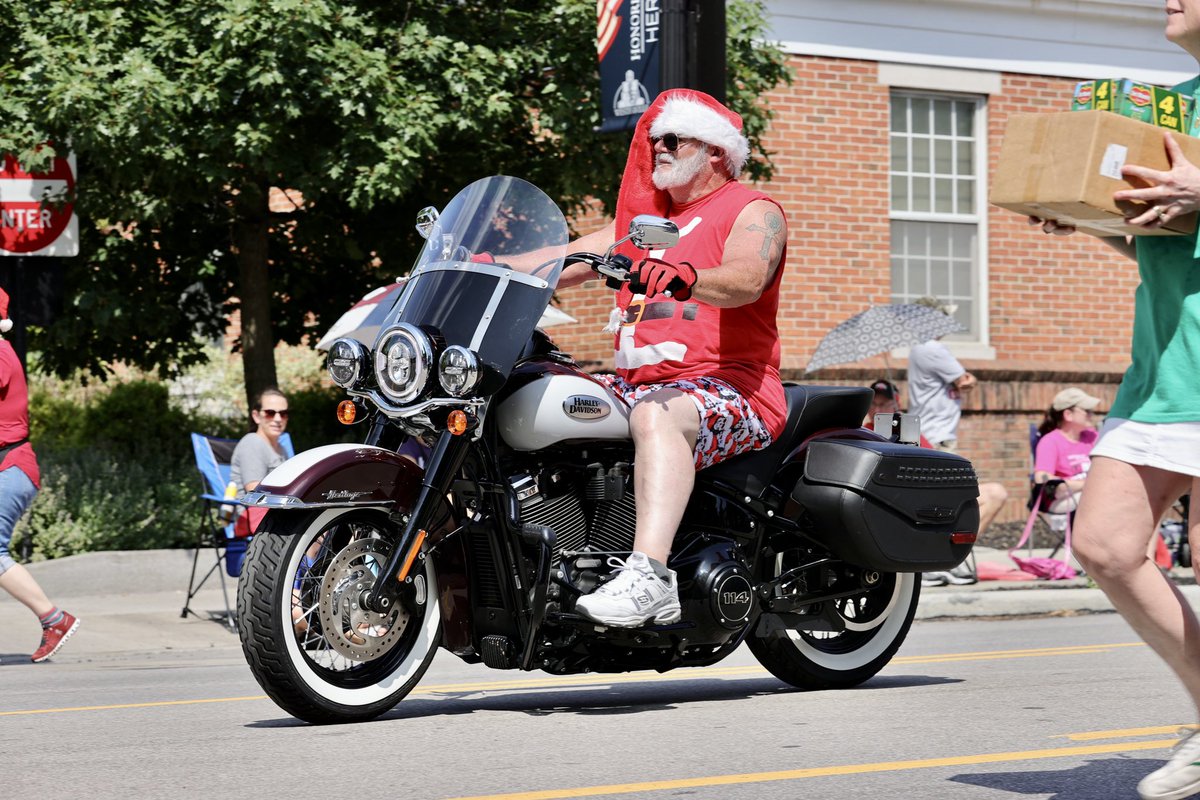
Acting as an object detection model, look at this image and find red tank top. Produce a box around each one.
[0,340,39,488]
[614,180,787,437]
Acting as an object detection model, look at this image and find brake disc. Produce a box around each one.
[317,538,411,662]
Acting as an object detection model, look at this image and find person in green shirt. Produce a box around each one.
[1030,9,1200,798]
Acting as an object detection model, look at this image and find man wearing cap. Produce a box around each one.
[0,288,80,661]
[865,378,933,448]
[560,89,788,627]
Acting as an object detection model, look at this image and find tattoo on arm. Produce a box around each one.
[747,212,783,261]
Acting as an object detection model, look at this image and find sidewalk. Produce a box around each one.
[0,550,245,664]
[1,547,1194,663]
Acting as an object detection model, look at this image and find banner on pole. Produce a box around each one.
[597,0,661,133]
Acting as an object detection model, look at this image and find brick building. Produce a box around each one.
[550,0,1196,522]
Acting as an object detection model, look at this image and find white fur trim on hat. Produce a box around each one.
[649,96,749,178]
[0,319,11,334]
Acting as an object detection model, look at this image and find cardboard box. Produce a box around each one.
[991,111,1200,237]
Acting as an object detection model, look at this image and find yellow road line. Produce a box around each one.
[1061,724,1195,741]
[442,740,1176,800]
[0,641,1148,717]
[0,695,268,716]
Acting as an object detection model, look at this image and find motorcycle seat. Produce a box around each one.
[701,384,872,499]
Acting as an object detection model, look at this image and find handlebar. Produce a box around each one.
[565,252,633,290]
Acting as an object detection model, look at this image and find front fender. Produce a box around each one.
[241,443,423,511]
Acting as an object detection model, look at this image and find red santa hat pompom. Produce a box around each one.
[0,288,11,334]
[613,89,750,262]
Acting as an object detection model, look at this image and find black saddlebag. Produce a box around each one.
[791,438,979,572]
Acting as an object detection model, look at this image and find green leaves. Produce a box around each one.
[1,0,789,380]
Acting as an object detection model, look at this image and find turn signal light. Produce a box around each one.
[337,400,357,425]
[950,532,977,545]
[447,409,469,435]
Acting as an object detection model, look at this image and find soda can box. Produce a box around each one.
[1072,79,1117,112]
[1113,79,1190,132]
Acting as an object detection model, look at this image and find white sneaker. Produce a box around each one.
[946,562,978,585]
[922,572,951,587]
[574,552,681,627]
[1139,728,1200,800]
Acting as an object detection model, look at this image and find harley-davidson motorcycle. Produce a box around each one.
[236,175,980,724]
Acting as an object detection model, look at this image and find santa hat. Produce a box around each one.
[649,93,749,178]
[614,89,750,261]
[0,288,11,335]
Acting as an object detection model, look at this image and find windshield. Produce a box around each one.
[382,177,570,388]
[415,175,568,287]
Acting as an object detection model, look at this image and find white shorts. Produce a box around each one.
[1090,417,1200,478]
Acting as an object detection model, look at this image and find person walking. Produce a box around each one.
[0,288,80,662]
[1029,6,1200,797]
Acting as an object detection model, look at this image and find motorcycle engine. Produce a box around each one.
[511,465,755,649]
[511,462,637,562]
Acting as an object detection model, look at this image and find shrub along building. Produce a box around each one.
[550,0,1193,523]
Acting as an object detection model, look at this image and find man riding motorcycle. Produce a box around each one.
[559,89,789,627]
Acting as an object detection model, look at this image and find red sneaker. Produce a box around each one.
[31,612,80,663]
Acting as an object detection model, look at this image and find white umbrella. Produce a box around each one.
[805,303,966,372]
[315,280,577,351]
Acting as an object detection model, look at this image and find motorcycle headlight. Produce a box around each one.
[374,323,433,403]
[438,345,480,397]
[326,338,371,390]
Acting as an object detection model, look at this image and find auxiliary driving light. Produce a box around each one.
[438,345,481,397]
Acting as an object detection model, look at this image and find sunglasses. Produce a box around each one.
[259,408,289,420]
[651,133,693,152]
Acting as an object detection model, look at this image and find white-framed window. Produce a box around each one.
[888,90,985,344]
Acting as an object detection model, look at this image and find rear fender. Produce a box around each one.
[241,443,423,512]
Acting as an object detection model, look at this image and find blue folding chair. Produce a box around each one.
[182,431,294,629]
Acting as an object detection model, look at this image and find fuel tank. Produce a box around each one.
[495,360,631,451]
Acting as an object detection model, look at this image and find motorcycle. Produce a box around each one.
[236,175,980,724]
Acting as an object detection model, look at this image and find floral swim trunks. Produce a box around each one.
[596,374,775,470]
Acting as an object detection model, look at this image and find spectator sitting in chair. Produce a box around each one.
[1034,387,1100,514]
[866,378,1008,586]
[230,388,290,537]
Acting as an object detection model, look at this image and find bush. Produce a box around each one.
[15,342,352,560]
[13,447,197,558]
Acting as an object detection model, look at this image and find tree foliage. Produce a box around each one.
[0,0,790,389]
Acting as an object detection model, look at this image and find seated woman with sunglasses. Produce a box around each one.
[230,388,290,537]
[1034,387,1102,514]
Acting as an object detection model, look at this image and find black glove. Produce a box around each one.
[627,257,697,301]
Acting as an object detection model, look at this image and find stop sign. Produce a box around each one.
[0,150,78,257]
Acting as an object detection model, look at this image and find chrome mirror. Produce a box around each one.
[628,215,679,250]
[415,206,440,239]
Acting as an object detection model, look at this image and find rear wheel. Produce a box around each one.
[237,508,441,724]
[748,554,919,690]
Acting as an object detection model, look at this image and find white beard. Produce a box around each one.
[652,146,709,190]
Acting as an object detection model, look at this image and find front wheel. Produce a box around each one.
[237,508,441,724]
[748,563,920,691]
